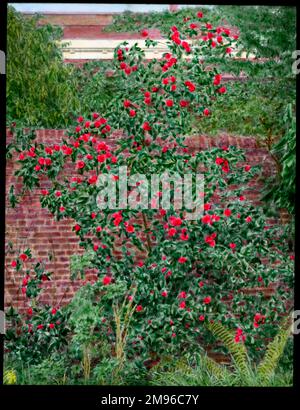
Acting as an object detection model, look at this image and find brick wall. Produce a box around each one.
[5,129,279,311]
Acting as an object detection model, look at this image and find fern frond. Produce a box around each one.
[3,369,17,384]
[206,321,251,375]
[201,354,231,380]
[257,316,292,381]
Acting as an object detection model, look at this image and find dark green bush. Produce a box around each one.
[7,6,80,128]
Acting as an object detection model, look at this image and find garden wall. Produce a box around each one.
[5,129,281,311]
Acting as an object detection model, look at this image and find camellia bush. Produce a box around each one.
[7,11,294,369]
[5,248,70,365]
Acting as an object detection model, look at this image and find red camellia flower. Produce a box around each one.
[226,47,232,54]
[203,108,210,116]
[51,308,57,315]
[49,323,55,329]
[190,23,197,29]
[180,100,189,107]
[229,243,236,249]
[222,164,229,173]
[178,256,187,263]
[11,260,17,267]
[168,228,177,237]
[245,216,252,223]
[218,86,227,94]
[19,253,28,262]
[235,328,246,343]
[169,216,182,226]
[253,313,266,328]
[55,191,61,197]
[199,315,205,321]
[178,291,187,299]
[126,225,135,233]
[224,208,231,217]
[213,74,222,85]
[202,214,211,225]
[27,307,33,316]
[141,29,149,37]
[180,233,189,241]
[74,224,81,232]
[161,291,168,297]
[22,277,29,286]
[199,281,204,288]
[205,234,216,247]
[215,157,224,165]
[165,99,174,107]
[136,305,143,312]
[45,147,53,155]
[181,41,191,52]
[197,11,203,18]
[37,324,44,330]
[102,275,112,285]
[179,301,186,309]
[97,154,106,163]
[203,296,211,304]
[76,160,85,169]
[185,80,196,92]
[129,110,136,117]
[245,165,251,172]
[142,122,151,131]
[88,175,97,185]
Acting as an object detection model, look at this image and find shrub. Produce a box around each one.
[7,6,79,128]
[8,10,294,375]
[5,248,70,365]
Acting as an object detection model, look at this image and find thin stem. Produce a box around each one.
[142,211,152,255]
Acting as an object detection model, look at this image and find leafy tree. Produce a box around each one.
[7,6,79,128]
